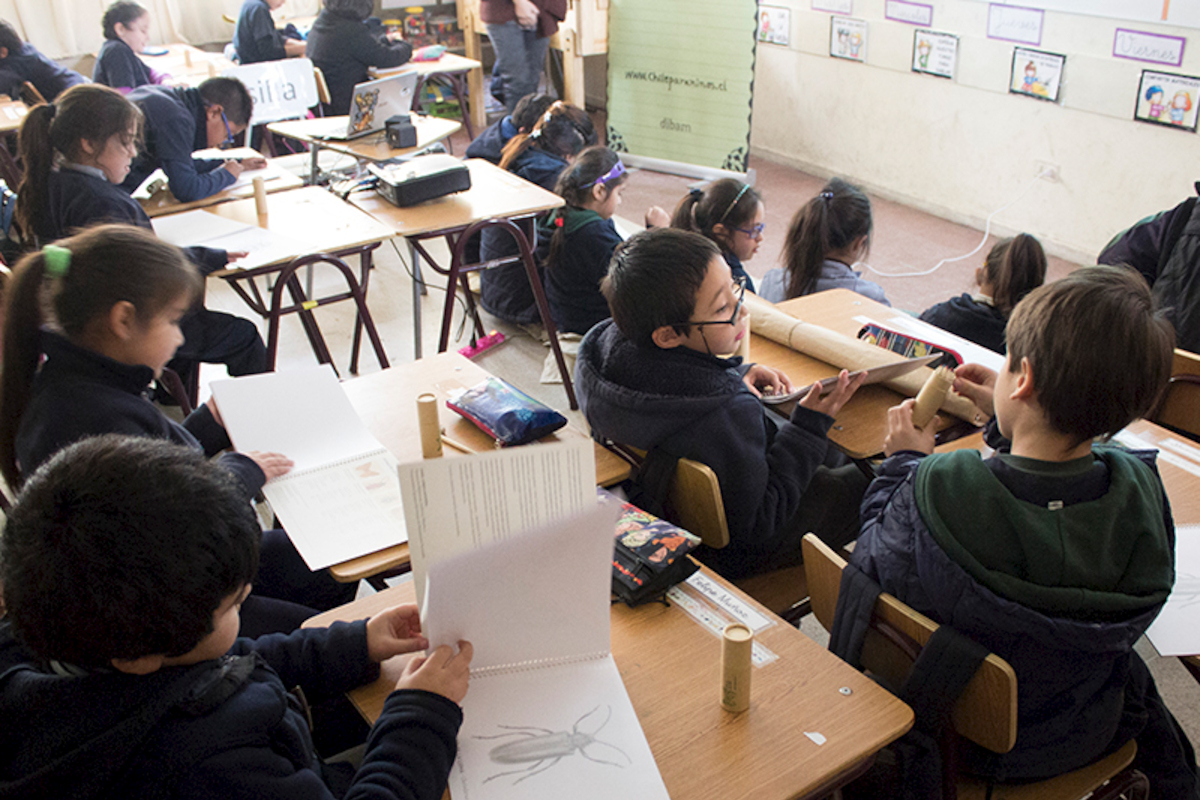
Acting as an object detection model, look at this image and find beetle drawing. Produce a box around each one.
[474,704,631,785]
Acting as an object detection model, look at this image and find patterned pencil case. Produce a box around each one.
[446,377,567,446]
[857,323,961,369]
[598,488,701,607]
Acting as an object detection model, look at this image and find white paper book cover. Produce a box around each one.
[1147,525,1200,656]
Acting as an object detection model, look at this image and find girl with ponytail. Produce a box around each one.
[670,177,764,294]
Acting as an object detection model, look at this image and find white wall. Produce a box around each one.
[751,1,1200,262]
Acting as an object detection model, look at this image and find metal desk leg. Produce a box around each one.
[309,141,321,185]
[409,239,423,359]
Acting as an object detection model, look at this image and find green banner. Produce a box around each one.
[606,0,758,172]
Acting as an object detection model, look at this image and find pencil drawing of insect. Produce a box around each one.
[474,705,631,784]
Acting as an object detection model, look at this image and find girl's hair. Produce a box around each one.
[781,177,872,299]
[0,224,201,488]
[499,101,596,171]
[102,1,148,40]
[0,21,23,55]
[981,233,1047,315]
[545,146,625,270]
[15,84,142,243]
[669,178,761,253]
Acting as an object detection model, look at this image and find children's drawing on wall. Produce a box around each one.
[1136,69,1200,131]
[1009,47,1064,103]
[911,30,958,79]
[830,16,867,63]
[758,5,790,46]
[476,706,631,785]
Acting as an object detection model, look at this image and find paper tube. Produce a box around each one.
[252,176,268,216]
[183,48,192,67]
[207,61,217,78]
[744,292,981,423]
[911,366,955,429]
[417,393,443,458]
[721,623,752,713]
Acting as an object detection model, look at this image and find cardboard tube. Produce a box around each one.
[744,292,981,423]
[721,623,752,713]
[417,393,443,458]
[252,176,268,216]
[207,61,218,78]
[911,366,955,429]
[184,48,192,67]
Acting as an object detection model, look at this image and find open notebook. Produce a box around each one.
[210,366,405,569]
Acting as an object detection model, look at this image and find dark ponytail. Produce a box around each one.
[669,178,760,254]
[985,233,1047,315]
[782,177,872,299]
[499,101,596,171]
[545,146,624,270]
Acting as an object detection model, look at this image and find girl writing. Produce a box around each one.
[919,233,1046,354]
[670,178,764,294]
[93,1,165,91]
[0,226,354,632]
[758,177,889,306]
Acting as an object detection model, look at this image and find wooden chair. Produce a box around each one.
[1153,347,1200,440]
[802,533,1149,800]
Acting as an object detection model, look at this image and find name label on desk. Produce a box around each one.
[685,573,775,633]
[667,587,779,667]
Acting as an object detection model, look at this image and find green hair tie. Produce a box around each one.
[43,245,70,278]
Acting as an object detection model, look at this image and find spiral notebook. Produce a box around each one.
[422,504,671,800]
[209,365,406,570]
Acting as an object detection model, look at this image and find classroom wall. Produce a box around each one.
[751,1,1200,263]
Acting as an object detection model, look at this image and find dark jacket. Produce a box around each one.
[577,319,834,576]
[305,9,412,116]
[92,38,155,90]
[918,293,1008,354]
[0,43,85,102]
[479,0,567,38]
[0,621,463,800]
[851,443,1185,783]
[464,115,518,164]
[723,251,756,295]
[234,0,287,64]
[478,147,569,323]
[16,333,263,499]
[121,86,234,202]
[540,208,621,335]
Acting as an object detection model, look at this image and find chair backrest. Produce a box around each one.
[621,446,730,549]
[313,66,332,108]
[222,58,320,126]
[1154,347,1200,438]
[802,533,1017,754]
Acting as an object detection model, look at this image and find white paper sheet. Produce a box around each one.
[397,438,596,606]
[151,208,302,270]
[1147,525,1200,657]
[853,313,1006,372]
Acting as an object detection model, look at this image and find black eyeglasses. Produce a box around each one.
[670,275,747,328]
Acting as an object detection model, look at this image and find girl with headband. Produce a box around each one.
[670,178,764,294]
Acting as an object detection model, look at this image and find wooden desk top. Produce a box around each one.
[136,44,234,86]
[140,157,305,218]
[327,352,631,582]
[370,52,484,78]
[267,114,461,162]
[305,571,913,800]
[0,99,27,134]
[349,158,563,238]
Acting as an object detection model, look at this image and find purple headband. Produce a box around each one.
[583,160,626,189]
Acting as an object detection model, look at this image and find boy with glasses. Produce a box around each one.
[576,228,869,578]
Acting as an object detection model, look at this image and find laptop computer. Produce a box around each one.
[310,71,419,141]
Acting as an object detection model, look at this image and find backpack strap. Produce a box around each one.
[626,446,681,520]
[1157,195,1200,276]
[900,625,989,735]
[828,562,883,671]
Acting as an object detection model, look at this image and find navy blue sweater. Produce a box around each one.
[234,0,288,64]
[0,43,85,102]
[92,38,155,90]
[305,9,412,116]
[539,208,621,335]
[121,86,234,202]
[464,115,518,164]
[919,293,1008,354]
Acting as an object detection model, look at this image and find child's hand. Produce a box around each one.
[241,156,269,170]
[247,451,293,480]
[396,641,473,704]
[366,604,428,662]
[205,398,224,427]
[798,369,867,417]
[884,399,937,456]
[953,363,997,420]
[225,251,249,263]
[742,364,794,398]
[644,206,670,229]
[222,160,245,179]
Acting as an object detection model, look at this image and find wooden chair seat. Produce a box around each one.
[957,740,1138,800]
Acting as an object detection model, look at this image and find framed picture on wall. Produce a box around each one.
[830,16,867,62]
[759,5,790,46]
[912,29,958,79]
[1135,69,1200,131]
[1009,47,1065,102]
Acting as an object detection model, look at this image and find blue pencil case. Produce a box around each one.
[446,377,567,446]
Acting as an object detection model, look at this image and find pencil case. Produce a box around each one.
[857,323,961,369]
[599,488,701,607]
[446,377,567,446]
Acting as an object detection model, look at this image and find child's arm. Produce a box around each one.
[953,363,997,421]
[160,155,237,202]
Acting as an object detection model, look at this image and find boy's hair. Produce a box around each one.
[102,1,147,40]
[511,93,555,132]
[0,435,261,669]
[198,77,254,126]
[669,177,761,254]
[0,21,24,55]
[1005,265,1174,443]
[324,0,374,20]
[546,145,625,270]
[781,177,872,299]
[983,232,1047,315]
[499,101,596,170]
[0,225,201,488]
[601,228,719,347]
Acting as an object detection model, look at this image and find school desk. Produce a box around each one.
[370,53,487,139]
[326,350,630,584]
[134,43,235,87]
[348,158,564,360]
[139,153,305,218]
[266,114,461,185]
[304,569,914,800]
[750,288,973,459]
[160,186,395,372]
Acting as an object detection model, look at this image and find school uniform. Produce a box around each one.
[39,164,266,379]
[0,620,463,800]
[305,8,412,116]
[234,0,289,64]
[919,293,1008,354]
[120,86,235,203]
[92,38,157,90]
[723,251,756,295]
[539,207,621,335]
[464,114,519,164]
[758,260,890,306]
[0,43,85,103]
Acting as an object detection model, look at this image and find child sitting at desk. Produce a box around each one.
[121,77,267,203]
[0,20,85,103]
[0,226,356,632]
[465,92,554,164]
[306,0,412,116]
[852,266,1197,795]
[670,178,765,294]
[0,435,473,800]
[234,0,306,65]
[576,228,869,579]
[758,177,890,306]
[15,84,267,380]
[919,233,1046,354]
[93,2,165,91]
